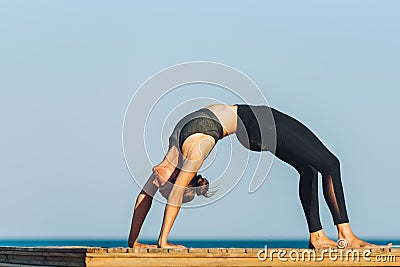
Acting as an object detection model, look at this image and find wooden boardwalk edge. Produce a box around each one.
[0,246,399,266]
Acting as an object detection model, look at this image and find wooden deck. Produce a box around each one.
[0,246,399,266]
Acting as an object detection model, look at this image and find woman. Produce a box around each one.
[128,104,375,249]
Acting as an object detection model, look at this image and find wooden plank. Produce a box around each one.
[85,252,256,258]
[207,248,228,254]
[227,248,246,254]
[0,247,86,267]
[1,246,399,267]
[85,256,269,267]
[0,247,87,254]
[245,248,260,253]
[105,248,128,253]
[85,248,105,253]
[188,248,208,253]
[0,251,86,258]
[85,255,400,267]
[2,255,84,267]
[126,248,148,254]
[167,248,188,254]
[147,248,169,253]
[0,263,68,267]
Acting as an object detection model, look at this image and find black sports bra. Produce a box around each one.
[168,108,223,150]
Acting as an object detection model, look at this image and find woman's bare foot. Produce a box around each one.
[309,230,337,249]
[133,241,158,248]
[158,242,186,249]
[337,223,377,249]
[338,236,378,249]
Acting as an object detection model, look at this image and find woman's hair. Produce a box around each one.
[182,174,216,203]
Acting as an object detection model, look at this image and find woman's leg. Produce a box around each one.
[295,163,322,233]
[272,108,348,225]
[286,158,338,248]
[271,108,373,248]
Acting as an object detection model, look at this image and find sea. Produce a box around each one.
[0,239,397,248]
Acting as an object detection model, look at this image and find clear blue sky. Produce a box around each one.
[0,1,399,241]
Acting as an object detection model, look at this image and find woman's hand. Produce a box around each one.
[158,242,186,249]
[133,241,158,248]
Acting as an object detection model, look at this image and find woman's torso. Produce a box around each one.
[168,103,276,162]
[168,104,238,153]
[203,104,238,137]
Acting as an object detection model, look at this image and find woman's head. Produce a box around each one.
[182,174,212,203]
[156,170,215,203]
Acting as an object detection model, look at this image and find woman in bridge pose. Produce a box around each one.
[128,104,375,249]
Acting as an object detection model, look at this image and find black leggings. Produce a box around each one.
[236,105,350,233]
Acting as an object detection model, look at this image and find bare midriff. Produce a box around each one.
[204,104,238,137]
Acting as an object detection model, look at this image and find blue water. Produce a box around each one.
[0,239,396,248]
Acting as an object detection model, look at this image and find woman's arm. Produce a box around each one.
[157,170,196,248]
[128,146,180,248]
[128,174,158,248]
[157,134,215,248]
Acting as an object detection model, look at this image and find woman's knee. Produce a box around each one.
[323,153,340,175]
[296,163,318,178]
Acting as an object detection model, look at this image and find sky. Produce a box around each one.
[0,1,399,242]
